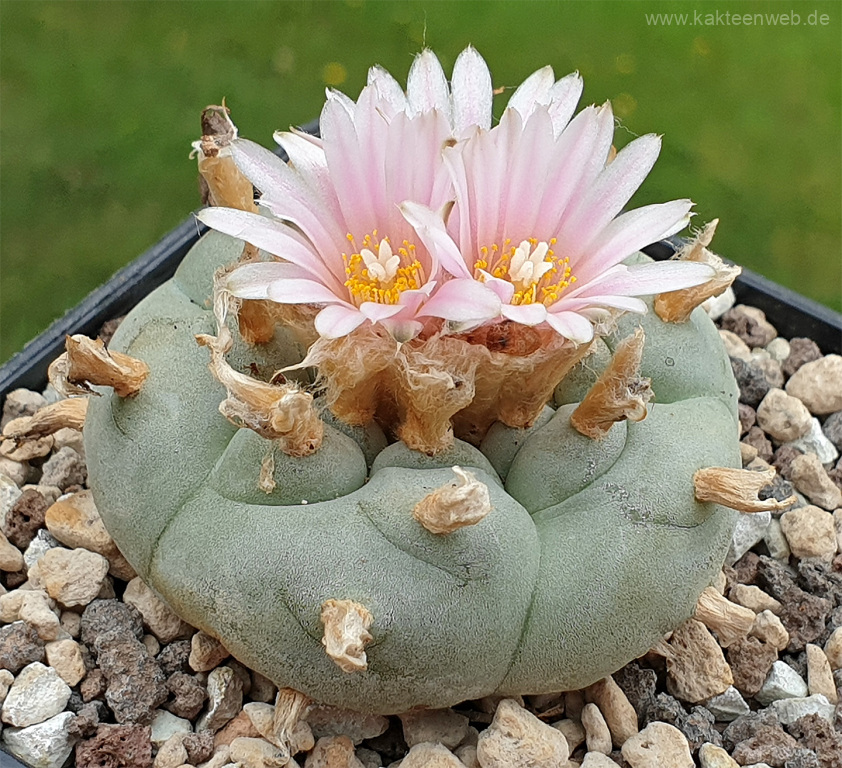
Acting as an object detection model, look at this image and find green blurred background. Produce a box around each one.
[1,0,840,364]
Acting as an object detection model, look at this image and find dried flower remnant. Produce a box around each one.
[570,328,652,439]
[413,466,493,534]
[1,398,88,446]
[693,466,797,513]
[654,220,742,323]
[48,335,149,398]
[272,688,311,753]
[320,599,374,673]
[692,586,756,647]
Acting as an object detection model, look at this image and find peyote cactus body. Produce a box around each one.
[84,230,741,714]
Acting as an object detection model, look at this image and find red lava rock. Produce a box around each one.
[677,706,721,753]
[778,589,833,653]
[731,552,761,586]
[81,599,144,648]
[721,306,778,348]
[165,671,207,720]
[0,620,46,672]
[731,724,801,767]
[731,358,772,407]
[68,702,102,740]
[743,426,774,461]
[96,632,168,725]
[772,444,802,480]
[156,639,191,676]
[787,714,842,768]
[183,730,215,765]
[75,724,153,768]
[726,636,778,696]
[613,662,657,720]
[739,403,757,436]
[3,488,51,549]
[783,337,823,378]
[80,668,107,702]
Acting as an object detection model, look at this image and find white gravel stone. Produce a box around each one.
[699,742,739,767]
[19,591,64,642]
[769,693,836,724]
[1,662,71,727]
[756,389,811,443]
[196,666,244,733]
[0,474,23,519]
[44,639,85,687]
[453,744,478,768]
[189,630,230,672]
[123,577,193,644]
[155,732,188,768]
[476,698,569,768]
[0,669,14,704]
[789,453,842,510]
[718,330,751,362]
[703,287,736,320]
[23,530,60,570]
[580,753,618,767]
[27,546,109,607]
[785,355,842,415]
[750,611,790,651]
[780,504,838,560]
[553,718,585,752]
[726,511,771,565]
[762,518,791,561]
[581,703,611,755]
[2,389,47,427]
[151,707,193,747]
[621,722,693,768]
[825,626,842,669]
[39,447,85,490]
[703,686,750,722]
[765,337,791,363]
[727,584,781,615]
[305,735,363,767]
[0,531,24,572]
[584,676,638,747]
[755,661,808,706]
[399,708,469,750]
[754,357,784,389]
[2,710,75,768]
[230,736,289,768]
[0,459,27,488]
[785,417,840,464]
[397,741,464,768]
[805,643,837,704]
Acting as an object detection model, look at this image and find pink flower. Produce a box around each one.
[197,67,458,341]
[404,98,714,344]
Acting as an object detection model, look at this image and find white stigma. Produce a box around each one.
[360,239,401,283]
[509,240,554,286]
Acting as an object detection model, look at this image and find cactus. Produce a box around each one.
[81,229,744,714]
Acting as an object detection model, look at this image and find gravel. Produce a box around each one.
[1,300,840,768]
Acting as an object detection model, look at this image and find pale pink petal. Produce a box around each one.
[547,72,583,135]
[196,207,340,289]
[407,49,451,122]
[417,278,501,323]
[572,200,694,281]
[314,304,367,339]
[558,134,662,248]
[477,272,515,303]
[266,278,343,305]
[225,262,314,300]
[451,46,493,133]
[320,94,378,235]
[380,318,424,342]
[325,87,357,120]
[577,261,714,298]
[366,64,408,116]
[544,310,595,344]
[358,302,406,322]
[501,303,548,325]
[352,86,389,220]
[556,294,649,314]
[400,201,472,279]
[508,65,555,119]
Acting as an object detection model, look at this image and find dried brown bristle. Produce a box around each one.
[49,335,149,399]
[413,466,493,534]
[320,599,373,673]
[693,466,797,513]
[1,398,88,445]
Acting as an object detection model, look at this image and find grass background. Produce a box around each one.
[1,0,840,363]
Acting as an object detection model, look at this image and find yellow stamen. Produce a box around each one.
[475,236,576,306]
[342,233,425,307]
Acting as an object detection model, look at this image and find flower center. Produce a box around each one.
[474,238,577,305]
[342,231,425,306]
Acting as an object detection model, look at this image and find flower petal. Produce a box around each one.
[508,65,555,119]
[196,207,340,289]
[358,302,406,322]
[501,302,548,326]
[266,277,343,305]
[367,64,408,116]
[451,46,493,133]
[579,261,715,298]
[407,49,451,122]
[400,201,472,279]
[547,72,584,135]
[314,304,367,339]
[417,278,502,323]
[225,261,315,300]
[544,310,595,344]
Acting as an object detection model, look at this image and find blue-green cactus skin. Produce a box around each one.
[85,231,741,713]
